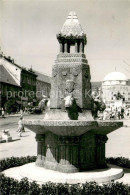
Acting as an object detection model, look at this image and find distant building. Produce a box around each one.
[0,49,52,110]
[91,72,130,106]
[35,71,51,101]
[102,72,130,106]
[91,82,102,93]
[20,67,37,107]
[0,52,37,110]
[0,54,22,109]
[0,64,21,108]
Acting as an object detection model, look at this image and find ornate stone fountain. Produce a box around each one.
[23,12,123,181]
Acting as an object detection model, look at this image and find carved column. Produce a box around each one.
[82,42,84,53]
[35,134,45,166]
[79,41,84,53]
[67,43,70,53]
[75,41,78,53]
[96,135,108,168]
[57,136,79,173]
[64,42,68,53]
[60,42,63,53]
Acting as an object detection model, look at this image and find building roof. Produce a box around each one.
[103,72,128,81]
[4,56,22,69]
[0,65,20,86]
[57,11,86,43]
[35,71,51,84]
[1,55,37,76]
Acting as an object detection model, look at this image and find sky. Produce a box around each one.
[0,0,130,81]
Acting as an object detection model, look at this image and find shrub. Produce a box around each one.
[0,174,19,195]
[4,99,18,114]
[69,183,82,195]
[102,182,130,195]
[106,157,130,169]
[0,156,130,195]
[0,156,36,172]
[28,181,41,195]
[82,182,102,195]
[40,182,58,195]
[56,183,70,195]
[0,174,130,195]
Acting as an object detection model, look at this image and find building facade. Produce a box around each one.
[21,68,37,107]
[102,72,130,106]
[35,71,51,101]
[0,50,52,112]
[91,72,130,107]
[0,64,21,109]
[0,53,22,109]
[0,53,37,110]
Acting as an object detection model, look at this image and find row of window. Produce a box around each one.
[22,75,36,85]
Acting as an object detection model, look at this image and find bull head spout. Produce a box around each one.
[64,94,79,120]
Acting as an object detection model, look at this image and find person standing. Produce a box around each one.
[17,116,24,137]
[121,107,124,119]
[117,107,121,120]
[20,108,23,116]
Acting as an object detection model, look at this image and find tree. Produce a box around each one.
[4,99,18,114]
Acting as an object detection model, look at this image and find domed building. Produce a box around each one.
[101,72,130,106]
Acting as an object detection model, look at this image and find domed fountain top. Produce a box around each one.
[57,11,86,44]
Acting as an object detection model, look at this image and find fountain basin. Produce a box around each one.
[24,119,123,136]
[23,119,123,173]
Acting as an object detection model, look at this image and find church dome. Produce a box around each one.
[103,72,127,81]
[103,72,128,86]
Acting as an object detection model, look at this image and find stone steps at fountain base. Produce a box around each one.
[2,163,123,184]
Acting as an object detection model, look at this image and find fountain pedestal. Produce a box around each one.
[24,120,123,173]
[35,132,108,173]
[36,133,80,173]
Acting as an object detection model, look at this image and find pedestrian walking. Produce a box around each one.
[1,108,5,118]
[17,116,24,137]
